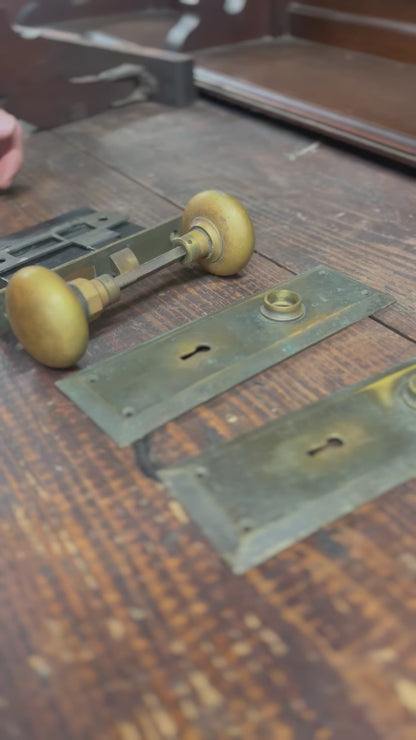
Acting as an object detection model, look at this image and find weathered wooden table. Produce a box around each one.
[0,98,415,740]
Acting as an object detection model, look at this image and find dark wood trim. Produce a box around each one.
[290,2,416,63]
[195,65,416,166]
[272,0,292,35]
[8,1,178,25]
[196,36,416,167]
[289,0,416,24]
[0,12,194,129]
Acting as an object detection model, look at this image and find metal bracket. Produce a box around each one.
[57,267,393,446]
[160,359,416,573]
[0,212,182,335]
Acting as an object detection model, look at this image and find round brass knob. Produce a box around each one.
[6,266,89,369]
[182,190,255,276]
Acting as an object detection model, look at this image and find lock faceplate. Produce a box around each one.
[0,209,137,284]
[160,360,416,573]
[57,267,393,446]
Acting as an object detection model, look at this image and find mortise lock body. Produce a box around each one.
[6,190,255,368]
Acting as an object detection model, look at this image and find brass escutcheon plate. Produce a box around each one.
[57,267,393,445]
[160,360,416,573]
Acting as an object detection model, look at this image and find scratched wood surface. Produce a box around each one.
[0,99,416,740]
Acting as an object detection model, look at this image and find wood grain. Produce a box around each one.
[1,99,416,740]
[57,100,416,340]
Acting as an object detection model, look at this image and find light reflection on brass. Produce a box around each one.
[261,289,305,322]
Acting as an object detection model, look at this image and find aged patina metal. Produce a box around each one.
[5,191,255,368]
[261,288,305,321]
[0,209,145,283]
[109,247,140,275]
[0,212,181,335]
[174,190,254,276]
[57,267,393,446]
[160,359,416,573]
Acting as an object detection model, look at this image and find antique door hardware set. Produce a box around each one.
[5,191,254,368]
[3,189,409,572]
[0,206,177,334]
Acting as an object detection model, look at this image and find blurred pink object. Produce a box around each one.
[0,110,23,190]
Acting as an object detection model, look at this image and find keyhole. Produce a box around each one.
[307,437,344,457]
[180,344,211,361]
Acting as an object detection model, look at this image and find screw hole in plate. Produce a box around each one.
[240,518,254,533]
[122,406,135,418]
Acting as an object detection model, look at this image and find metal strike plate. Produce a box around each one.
[0,213,182,335]
[57,267,393,446]
[160,359,416,573]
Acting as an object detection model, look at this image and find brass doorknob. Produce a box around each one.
[175,189,255,276]
[6,266,90,369]
[6,190,255,369]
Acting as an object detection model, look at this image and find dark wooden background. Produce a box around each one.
[0,96,416,739]
[3,1,178,24]
[6,0,412,164]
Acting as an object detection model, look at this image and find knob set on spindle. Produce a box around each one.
[6,190,255,368]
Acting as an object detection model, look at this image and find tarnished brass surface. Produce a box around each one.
[70,275,121,321]
[161,359,416,574]
[180,190,255,276]
[56,267,393,446]
[7,269,121,368]
[404,372,416,407]
[173,227,211,265]
[0,216,182,336]
[6,266,89,369]
[109,247,140,275]
[261,288,305,321]
[6,246,185,368]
